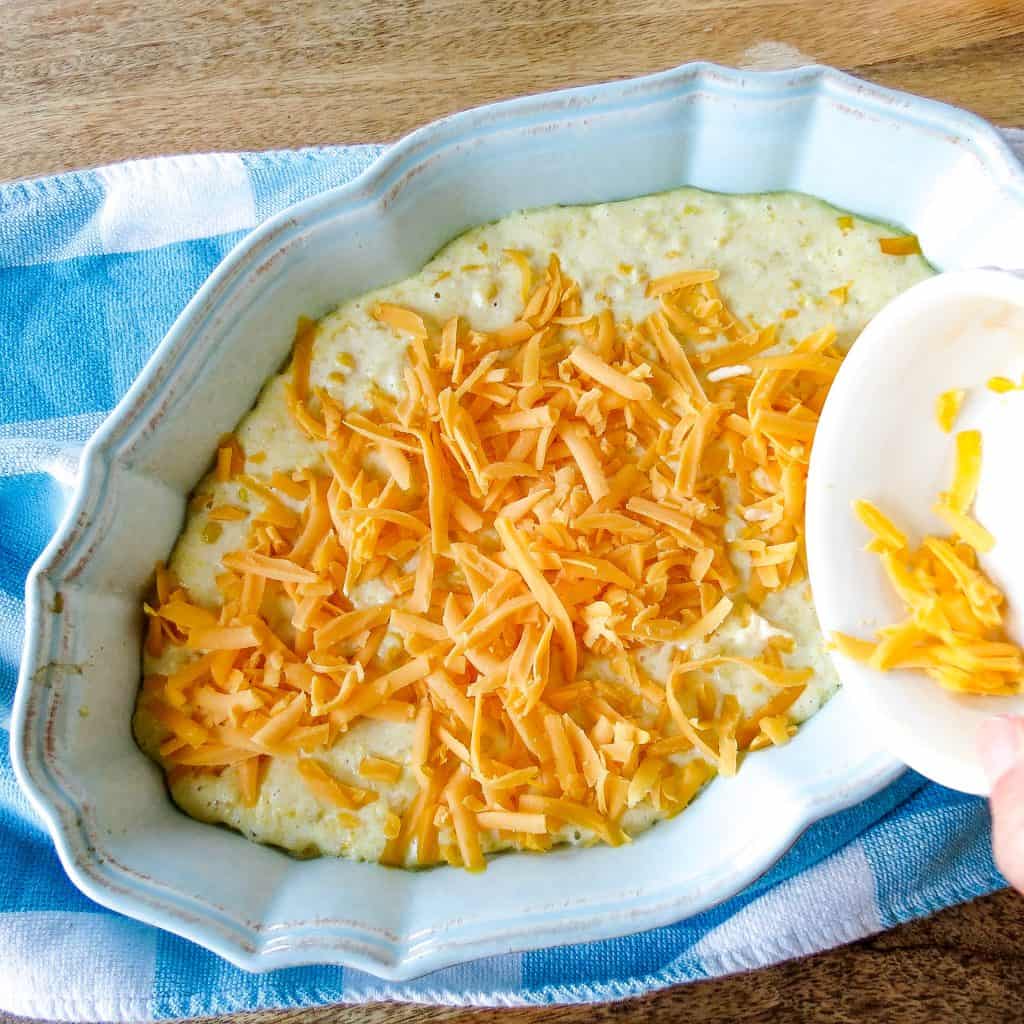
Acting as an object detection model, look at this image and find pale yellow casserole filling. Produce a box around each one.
[135,188,931,866]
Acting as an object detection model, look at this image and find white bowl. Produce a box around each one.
[807,269,1024,796]
[11,63,1024,976]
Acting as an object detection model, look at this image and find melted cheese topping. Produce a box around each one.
[135,188,932,867]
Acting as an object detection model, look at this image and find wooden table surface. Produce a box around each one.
[4,0,1024,1021]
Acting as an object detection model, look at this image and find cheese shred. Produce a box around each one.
[837,424,1018,696]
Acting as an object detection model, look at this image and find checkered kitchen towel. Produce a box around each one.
[2,135,1021,1021]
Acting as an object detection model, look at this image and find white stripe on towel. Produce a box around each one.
[95,153,258,254]
[0,411,105,479]
[0,911,157,1022]
[689,842,882,975]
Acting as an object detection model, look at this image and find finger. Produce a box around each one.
[978,715,1024,786]
[989,761,1024,892]
[979,716,1024,892]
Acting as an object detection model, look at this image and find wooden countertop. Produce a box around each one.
[4,1,1024,1021]
[5,0,1024,182]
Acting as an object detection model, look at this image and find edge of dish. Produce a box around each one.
[12,61,1021,977]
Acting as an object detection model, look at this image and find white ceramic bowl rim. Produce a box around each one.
[11,62,1024,979]
[807,267,1024,796]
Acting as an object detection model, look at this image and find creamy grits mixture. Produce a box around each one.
[135,189,932,867]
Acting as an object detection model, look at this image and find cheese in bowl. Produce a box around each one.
[134,189,931,869]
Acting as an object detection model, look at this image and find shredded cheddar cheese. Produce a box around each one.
[878,235,921,256]
[836,427,1020,696]
[987,376,1021,394]
[935,389,965,433]
[944,430,982,515]
[141,251,853,869]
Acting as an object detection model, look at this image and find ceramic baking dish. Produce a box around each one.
[12,62,1024,977]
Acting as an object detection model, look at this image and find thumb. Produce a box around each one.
[979,715,1024,893]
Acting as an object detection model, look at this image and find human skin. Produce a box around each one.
[979,716,1024,893]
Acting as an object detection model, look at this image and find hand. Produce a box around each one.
[979,716,1024,892]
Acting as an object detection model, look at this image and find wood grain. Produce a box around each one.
[2,2,1023,1022]
[2,0,1024,182]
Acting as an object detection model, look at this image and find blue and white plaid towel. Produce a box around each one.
[2,136,1021,1022]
